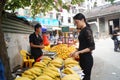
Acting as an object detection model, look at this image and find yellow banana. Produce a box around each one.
[62,68,76,74]
[22,73,34,79]
[62,74,80,80]
[35,75,53,80]
[24,70,32,75]
[43,72,56,79]
[15,77,31,80]
[42,56,52,61]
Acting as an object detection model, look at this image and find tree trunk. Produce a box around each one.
[0,0,13,80]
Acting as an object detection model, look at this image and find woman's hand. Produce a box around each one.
[69,51,77,57]
[69,52,75,57]
[74,51,80,58]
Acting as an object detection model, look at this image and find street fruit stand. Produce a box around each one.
[15,44,84,80]
[43,44,77,59]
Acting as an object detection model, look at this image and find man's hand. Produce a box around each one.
[30,42,44,49]
[39,45,44,49]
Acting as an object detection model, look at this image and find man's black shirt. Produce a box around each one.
[112,30,119,40]
[29,32,43,60]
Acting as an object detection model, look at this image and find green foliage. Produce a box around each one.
[5,0,84,16]
[31,0,54,17]
[5,0,31,12]
[71,0,84,4]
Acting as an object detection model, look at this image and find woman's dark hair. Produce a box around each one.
[73,13,90,27]
[34,23,42,31]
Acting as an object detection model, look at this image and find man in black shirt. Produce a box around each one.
[29,23,44,61]
[112,27,120,51]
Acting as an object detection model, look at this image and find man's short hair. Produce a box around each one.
[34,23,42,31]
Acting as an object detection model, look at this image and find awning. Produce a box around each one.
[18,16,59,26]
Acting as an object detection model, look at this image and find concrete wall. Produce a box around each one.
[4,32,31,71]
[97,14,120,38]
[90,23,98,38]
[105,18,109,34]
[1,14,34,71]
[99,18,106,37]
[104,14,120,35]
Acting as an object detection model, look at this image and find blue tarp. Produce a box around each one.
[18,16,59,26]
[35,18,59,26]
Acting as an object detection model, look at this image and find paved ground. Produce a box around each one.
[91,38,120,80]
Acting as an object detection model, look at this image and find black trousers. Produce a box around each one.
[113,39,119,51]
[79,53,93,80]
[31,52,43,61]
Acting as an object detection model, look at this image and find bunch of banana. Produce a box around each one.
[47,64,59,72]
[43,69,60,79]
[47,64,61,80]
[64,58,79,68]
[28,67,42,76]
[62,67,76,74]
[21,70,34,79]
[21,67,42,80]
[55,77,61,80]
[35,75,54,80]
[50,57,63,68]
[20,61,47,79]
[21,73,35,80]
[23,70,32,75]
[41,56,52,64]
[15,77,31,80]
[67,65,82,71]
[33,61,46,69]
[37,67,60,80]
[62,74,80,80]
[42,56,52,61]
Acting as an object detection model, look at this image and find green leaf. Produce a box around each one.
[5,0,84,16]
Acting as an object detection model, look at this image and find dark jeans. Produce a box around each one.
[32,53,43,61]
[79,53,93,80]
[31,49,43,61]
[31,52,43,61]
[114,39,119,51]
